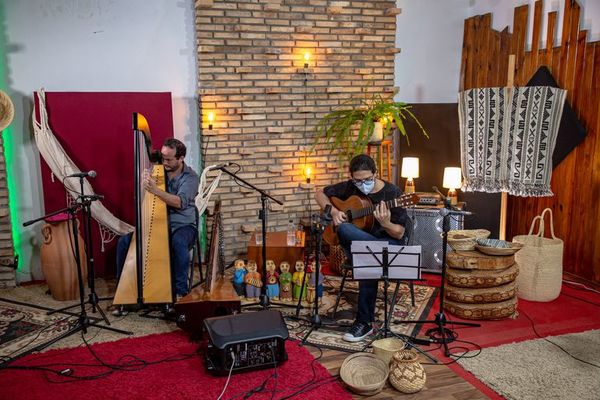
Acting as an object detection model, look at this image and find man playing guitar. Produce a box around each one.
[315,154,409,342]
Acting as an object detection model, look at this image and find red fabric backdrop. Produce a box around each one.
[34,92,174,276]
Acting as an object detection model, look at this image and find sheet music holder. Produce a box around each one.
[351,242,421,281]
[350,241,436,363]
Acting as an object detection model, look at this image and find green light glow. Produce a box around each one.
[0,2,21,270]
[2,127,20,269]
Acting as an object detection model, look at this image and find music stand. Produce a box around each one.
[394,207,480,357]
[349,241,436,363]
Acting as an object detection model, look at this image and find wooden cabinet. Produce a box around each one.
[247,231,306,272]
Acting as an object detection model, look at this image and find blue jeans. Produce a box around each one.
[116,225,197,297]
[337,223,404,325]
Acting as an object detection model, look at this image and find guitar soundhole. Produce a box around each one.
[346,210,353,222]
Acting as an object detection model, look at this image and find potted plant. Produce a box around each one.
[313,91,428,164]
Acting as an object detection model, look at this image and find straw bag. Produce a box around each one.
[513,208,563,302]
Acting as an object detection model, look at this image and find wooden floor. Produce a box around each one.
[306,346,488,400]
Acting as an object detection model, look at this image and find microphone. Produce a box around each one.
[208,163,233,171]
[439,207,473,217]
[432,186,446,199]
[66,170,97,178]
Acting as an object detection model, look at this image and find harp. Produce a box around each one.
[113,113,173,305]
[174,200,240,336]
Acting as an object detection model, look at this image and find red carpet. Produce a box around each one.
[0,331,350,400]
[416,274,600,399]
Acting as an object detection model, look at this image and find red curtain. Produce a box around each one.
[34,92,174,276]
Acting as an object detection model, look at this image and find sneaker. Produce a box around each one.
[111,306,128,317]
[342,321,373,342]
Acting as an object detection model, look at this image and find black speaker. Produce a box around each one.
[204,310,288,375]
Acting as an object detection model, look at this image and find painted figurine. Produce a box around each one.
[279,261,293,302]
[244,260,262,300]
[292,260,306,301]
[265,259,279,300]
[306,260,324,303]
[231,259,247,297]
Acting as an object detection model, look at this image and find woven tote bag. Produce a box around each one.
[513,208,563,302]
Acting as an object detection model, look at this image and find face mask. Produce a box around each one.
[355,179,375,195]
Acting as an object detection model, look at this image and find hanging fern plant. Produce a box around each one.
[314,92,428,165]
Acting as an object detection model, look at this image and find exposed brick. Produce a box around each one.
[197,0,397,261]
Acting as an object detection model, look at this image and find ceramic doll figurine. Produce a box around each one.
[231,259,247,297]
[265,259,279,300]
[244,260,262,300]
[278,261,292,302]
[292,260,306,301]
[306,260,316,304]
[307,260,324,300]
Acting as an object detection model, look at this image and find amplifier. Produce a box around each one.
[204,310,288,375]
[407,207,463,272]
[415,192,442,205]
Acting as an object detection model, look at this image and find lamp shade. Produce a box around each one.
[401,157,419,178]
[443,167,462,189]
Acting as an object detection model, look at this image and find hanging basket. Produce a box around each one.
[513,208,563,302]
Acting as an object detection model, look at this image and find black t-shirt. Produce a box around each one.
[323,179,408,238]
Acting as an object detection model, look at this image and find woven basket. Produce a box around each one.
[389,349,426,394]
[340,353,389,396]
[513,208,563,302]
[0,90,14,131]
[447,229,491,251]
[372,337,406,366]
[329,244,347,276]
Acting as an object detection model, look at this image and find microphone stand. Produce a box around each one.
[214,165,283,309]
[394,203,479,357]
[17,201,131,361]
[299,206,331,343]
[44,178,128,335]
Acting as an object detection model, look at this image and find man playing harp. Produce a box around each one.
[114,138,199,315]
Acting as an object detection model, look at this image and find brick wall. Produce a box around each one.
[0,135,16,287]
[196,0,399,261]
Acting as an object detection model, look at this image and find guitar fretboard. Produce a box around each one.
[351,196,409,219]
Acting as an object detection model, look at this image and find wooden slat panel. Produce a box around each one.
[545,11,558,66]
[564,1,581,101]
[511,5,529,83]
[462,1,600,284]
[459,18,471,91]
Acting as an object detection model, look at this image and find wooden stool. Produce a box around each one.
[367,140,392,181]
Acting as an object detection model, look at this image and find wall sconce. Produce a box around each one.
[443,167,462,206]
[303,52,310,68]
[304,165,312,184]
[207,111,215,130]
[401,157,419,194]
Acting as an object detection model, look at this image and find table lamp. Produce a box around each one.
[443,167,462,206]
[401,157,419,194]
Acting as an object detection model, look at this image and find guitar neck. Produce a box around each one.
[353,197,405,219]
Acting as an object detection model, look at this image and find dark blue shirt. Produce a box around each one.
[166,163,199,231]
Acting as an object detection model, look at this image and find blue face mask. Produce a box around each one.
[355,179,375,195]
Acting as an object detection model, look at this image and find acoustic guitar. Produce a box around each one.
[322,193,416,246]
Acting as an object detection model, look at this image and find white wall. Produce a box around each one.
[395,0,470,103]
[469,0,600,45]
[2,0,199,282]
[395,0,600,105]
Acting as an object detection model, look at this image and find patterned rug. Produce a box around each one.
[244,276,437,352]
[0,298,79,363]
